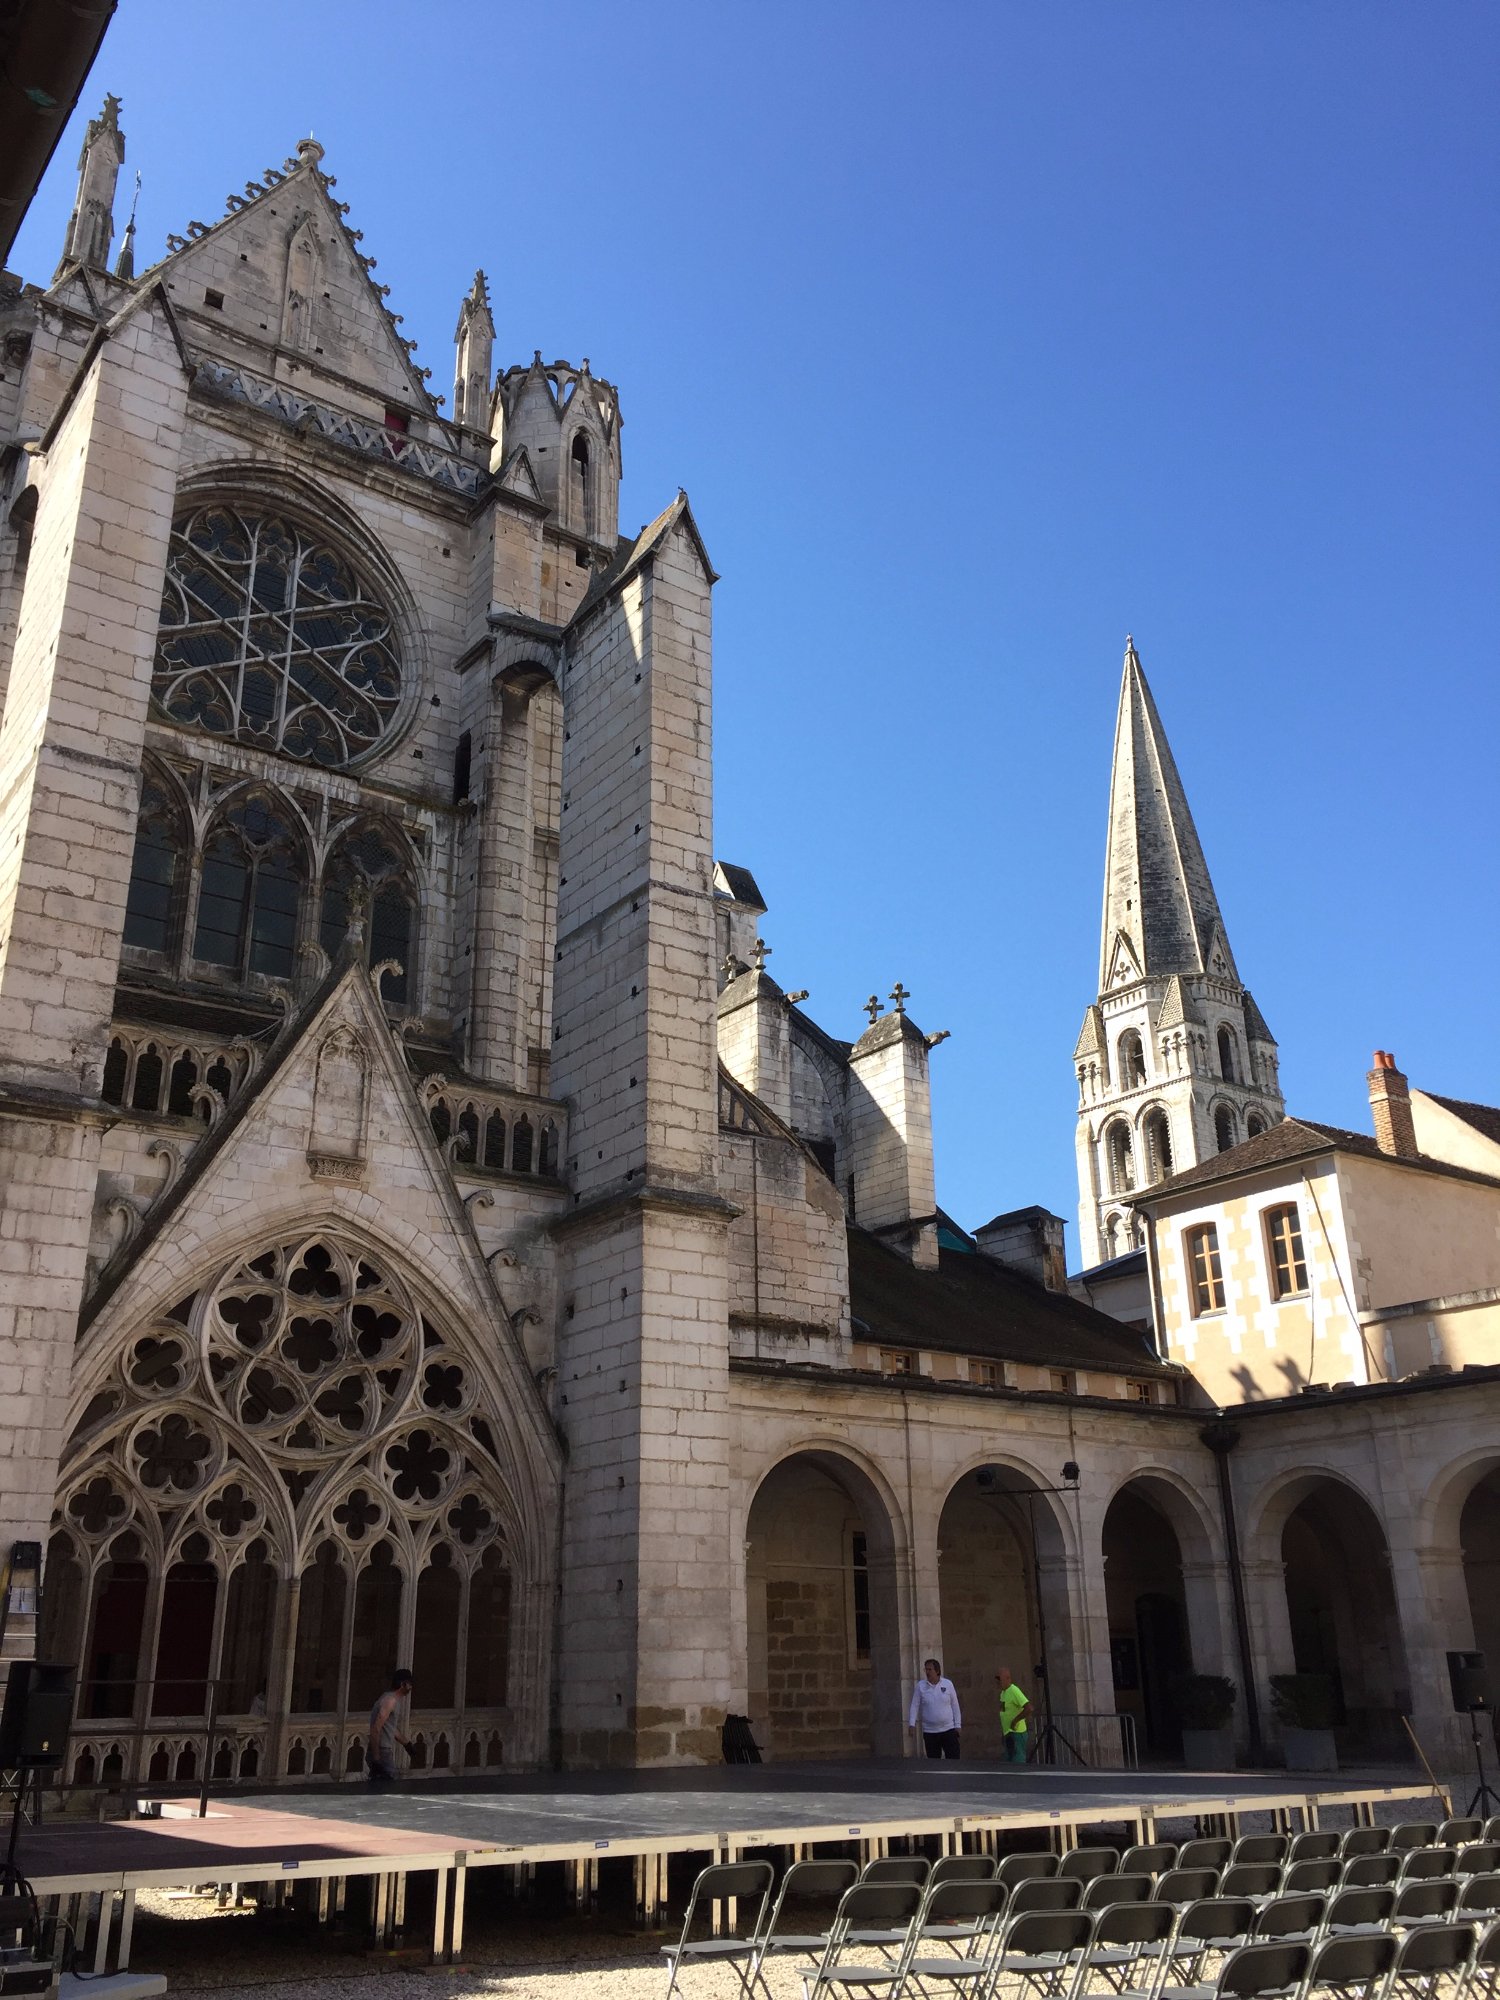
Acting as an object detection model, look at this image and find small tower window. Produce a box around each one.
[1142,1108,1173,1184]
[1217,1025,1238,1082]
[1246,1111,1267,1139]
[1118,1030,1146,1088]
[1214,1105,1237,1153]
[570,432,591,538]
[1187,1223,1225,1316]
[1106,1121,1135,1195]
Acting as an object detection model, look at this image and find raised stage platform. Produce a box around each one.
[14,1762,1436,1973]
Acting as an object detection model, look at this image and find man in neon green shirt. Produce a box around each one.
[995,1669,1031,1763]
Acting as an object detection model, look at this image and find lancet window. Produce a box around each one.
[118,769,422,1010]
[1105,1120,1135,1194]
[152,506,404,767]
[1214,1104,1238,1153]
[1141,1107,1174,1184]
[44,1234,523,1789]
[1118,1030,1146,1089]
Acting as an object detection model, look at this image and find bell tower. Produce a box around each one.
[1074,639,1285,1268]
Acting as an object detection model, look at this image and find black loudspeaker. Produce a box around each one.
[1447,1650,1491,1714]
[0,1662,75,1768]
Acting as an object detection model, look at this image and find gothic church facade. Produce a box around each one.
[0,107,1495,1785]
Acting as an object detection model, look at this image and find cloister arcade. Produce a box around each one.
[730,1394,1500,1773]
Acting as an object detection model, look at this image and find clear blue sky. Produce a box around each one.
[14,2,1499,1246]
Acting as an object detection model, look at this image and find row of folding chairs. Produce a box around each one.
[850,1846,1500,1902]
[661,1852,1500,2000]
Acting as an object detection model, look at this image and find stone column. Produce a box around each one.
[550,501,733,1767]
[468,670,545,1088]
[0,297,186,1579]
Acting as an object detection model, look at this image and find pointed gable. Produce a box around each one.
[497,445,544,504]
[1154,974,1201,1032]
[1099,637,1233,987]
[144,138,440,414]
[1073,1004,1106,1062]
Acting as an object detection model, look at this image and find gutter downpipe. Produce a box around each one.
[1200,1419,1263,1764]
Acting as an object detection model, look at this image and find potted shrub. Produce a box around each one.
[1172,1673,1238,1769]
[1271,1673,1338,1771]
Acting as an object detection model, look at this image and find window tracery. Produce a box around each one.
[320,820,416,1002]
[152,506,404,768]
[123,775,188,957]
[193,794,303,980]
[46,1233,519,1787]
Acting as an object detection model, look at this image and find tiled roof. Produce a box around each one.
[847,1227,1170,1375]
[1138,1115,1500,1199]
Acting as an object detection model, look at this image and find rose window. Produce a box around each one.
[208,1239,419,1456]
[152,506,404,767]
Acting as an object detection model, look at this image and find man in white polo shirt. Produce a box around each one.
[907,1656,962,1759]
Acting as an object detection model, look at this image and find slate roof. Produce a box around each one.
[847,1227,1170,1375]
[715,862,767,911]
[1137,1115,1500,1200]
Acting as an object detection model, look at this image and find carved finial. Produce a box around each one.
[864,994,883,1025]
[889,981,910,1016]
[751,938,771,973]
[722,953,748,983]
[296,135,325,168]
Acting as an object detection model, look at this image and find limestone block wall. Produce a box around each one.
[719,1128,850,1364]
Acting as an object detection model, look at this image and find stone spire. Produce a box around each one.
[452,270,495,433]
[1099,636,1233,992]
[114,172,140,280]
[59,94,125,275]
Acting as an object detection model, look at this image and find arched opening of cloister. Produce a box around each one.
[745,1451,902,1761]
[1461,1467,1500,1681]
[1280,1477,1411,1755]
[937,1473,1045,1757]
[1102,1485,1191,1759]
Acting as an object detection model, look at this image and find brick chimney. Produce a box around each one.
[1368,1050,1418,1158]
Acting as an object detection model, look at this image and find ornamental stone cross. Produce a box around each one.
[889,982,910,1016]
[864,994,883,1024]
[751,938,772,973]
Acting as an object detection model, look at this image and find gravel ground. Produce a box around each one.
[95,1773,1463,2000]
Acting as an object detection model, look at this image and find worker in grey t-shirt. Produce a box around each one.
[367,1668,413,1781]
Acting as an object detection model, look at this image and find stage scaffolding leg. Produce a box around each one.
[372,1872,390,1948]
[392,1871,407,1943]
[117,1890,136,1971]
[431,1869,449,1963]
[91,1890,113,1974]
[634,1851,667,1927]
[317,1878,330,1925]
[450,1861,467,1962]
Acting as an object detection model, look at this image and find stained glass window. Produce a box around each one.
[153,507,403,767]
[320,822,415,1004]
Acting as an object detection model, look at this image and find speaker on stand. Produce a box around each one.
[0,1662,74,1883]
[1446,1650,1499,1818]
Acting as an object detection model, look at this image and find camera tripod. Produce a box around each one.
[1465,1703,1500,1818]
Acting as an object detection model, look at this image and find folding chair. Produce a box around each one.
[1486,1823,1500,1846]
[1211,1940,1313,2000]
[1303,1929,1397,2000]
[1341,1857,1401,1890]
[1466,1917,1500,2000]
[1457,1849,1500,1879]
[1288,1836,1341,1866]
[1391,1827,1440,1854]
[1253,1896,1326,1945]
[1012,1879,1086,1915]
[749,1859,859,1996]
[931,1855,998,1886]
[1385,1920,1474,2000]
[1083,1875,1155,1911]
[1233,1838,1289,1868]
[1221,1866,1284,1904]
[1123,1845,1180,1879]
[1155,1871,1225,1912]
[1283,1863,1340,1897]
[1390,1880,1460,1933]
[1062,1850,1122,1885]
[896,1880,1010,1986]
[1179,1842,1234,1874]
[1321,1888,1396,1940]
[1401,1851,1457,1884]
[1156,1897,1259,1996]
[1460,1877,1500,1920]
[988,1908,1097,2000]
[662,1858,775,2000]
[1441,1822,1485,1849]
[999,1854,1062,1888]
[800,1881,924,2000]
[862,1857,932,1886]
[1080,1899,1177,1996]
[1339,1830,1391,1861]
